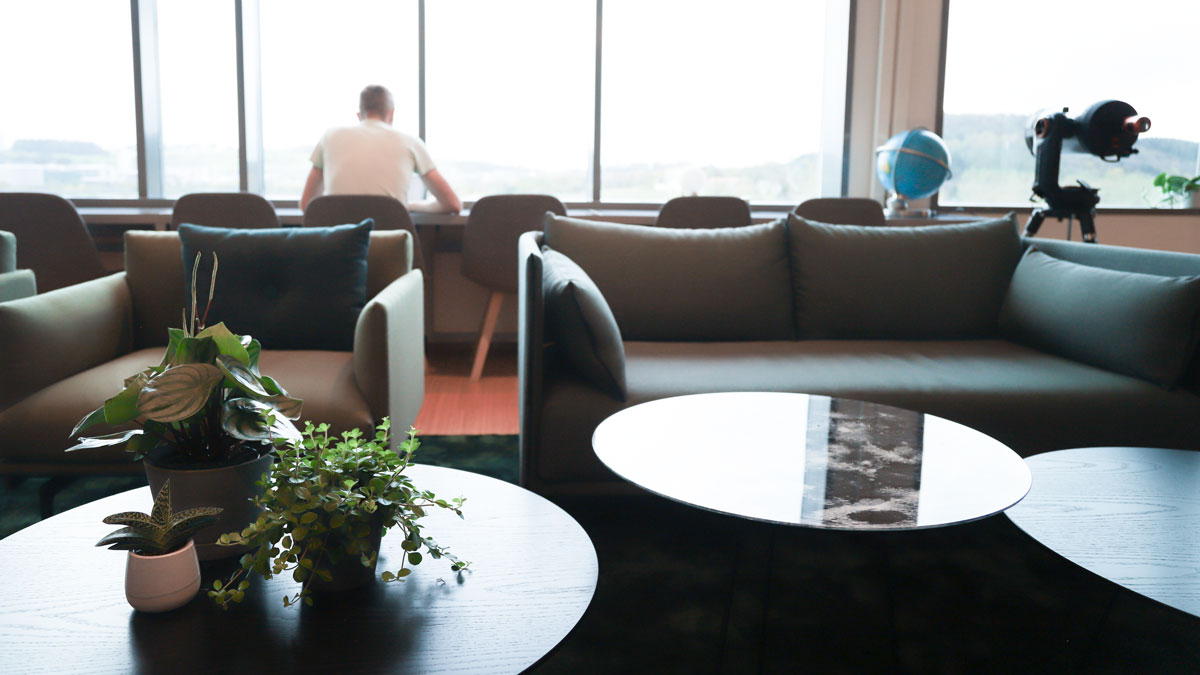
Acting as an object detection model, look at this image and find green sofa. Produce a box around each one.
[518,213,1200,495]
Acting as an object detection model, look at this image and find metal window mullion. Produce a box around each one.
[592,0,602,204]
[236,0,265,194]
[418,0,426,141]
[132,0,163,199]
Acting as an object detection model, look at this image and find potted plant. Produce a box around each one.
[1152,172,1200,209]
[208,419,470,609]
[69,253,303,560]
[97,479,223,612]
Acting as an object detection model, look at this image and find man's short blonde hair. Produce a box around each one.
[359,85,394,117]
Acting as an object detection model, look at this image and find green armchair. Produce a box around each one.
[0,230,36,302]
[0,229,425,478]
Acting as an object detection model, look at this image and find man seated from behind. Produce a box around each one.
[300,84,461,214]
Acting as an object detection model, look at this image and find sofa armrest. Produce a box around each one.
[0,272,133,413]
[517,231,546,488]
[0,269,36,302]
[353,269,425,435]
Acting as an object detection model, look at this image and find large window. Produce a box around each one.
[0,1,850,205]
[601,0,830,203]
[259,0,419,200]
[156,1,240,197]
[0,0,137,198]
[425,0,594,202]
[942,0,1200,209]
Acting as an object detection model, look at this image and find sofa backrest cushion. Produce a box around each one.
[787,213,1022,339]
[542,248,626,400]
[542,214,794,341]
[126,227,410,349]
[999,247,1200,388]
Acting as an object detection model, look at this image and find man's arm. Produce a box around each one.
[409,169,462,214]
[300,166,324,211]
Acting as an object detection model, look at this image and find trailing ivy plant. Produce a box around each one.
[208,418,470,609]
[68,253,303,464]
[97,480,223,556]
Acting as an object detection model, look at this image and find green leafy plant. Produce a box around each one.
[97,480,223,556]
[208,419,470,609]
[68,253,303,464]
[1152,172,1200,208]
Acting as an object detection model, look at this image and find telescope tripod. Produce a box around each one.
[1025,206,1097,243]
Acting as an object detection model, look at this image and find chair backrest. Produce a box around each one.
[0,230,16,274]
[654,196,752,229]
[462,194,567,294]
[304,194,424,272]
[0,192,107,292]
[171,192,280,229]
[793,198,886,227]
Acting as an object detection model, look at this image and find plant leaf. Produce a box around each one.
[216,354,271,398]
[69,405,107,438]
[96,527,157,552]
[151,481,173,526]
[137,363,223,422]
[198,322,251,365]
[169,336,219,367]
[65,429,144,452]
[158,328,188,368]
[103,381,144,426]
[102,511,155,527]
[221,398,303,444]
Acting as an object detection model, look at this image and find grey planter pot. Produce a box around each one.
[143,453,272,561]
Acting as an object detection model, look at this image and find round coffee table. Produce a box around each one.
[0,465,597,674]
[1006,446,1200,618]
[593,392,1031,530]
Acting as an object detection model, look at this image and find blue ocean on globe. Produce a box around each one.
[875,129,952,200]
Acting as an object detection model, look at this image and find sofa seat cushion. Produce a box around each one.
[536,340,1200,483]
[0,348,162,466]
[0,349,372,467]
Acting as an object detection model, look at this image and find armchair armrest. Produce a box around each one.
[517,231,546,488]
[0,269,36,302]
[353,269,425,434]
[0,272,133,412]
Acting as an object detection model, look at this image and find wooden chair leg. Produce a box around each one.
[470,291,504,381]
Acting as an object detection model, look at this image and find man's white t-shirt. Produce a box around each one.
[309,119,435,202]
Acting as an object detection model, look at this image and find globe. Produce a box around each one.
[875,128,952,201]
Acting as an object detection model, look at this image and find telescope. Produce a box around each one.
[1024,100,1150,243]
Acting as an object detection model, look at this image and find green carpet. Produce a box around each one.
[0,435,517,541]
[3,435,1197,672]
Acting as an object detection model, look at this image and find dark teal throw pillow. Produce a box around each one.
[542,247,627,400]
[998,247,1200,388]
[178,220,373,351]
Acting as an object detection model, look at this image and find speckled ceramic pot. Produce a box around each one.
[125,538,201,613]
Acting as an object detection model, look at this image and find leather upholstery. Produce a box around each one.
[171,192,280,229]
[462,194,566,294]
[793,197,886,227]
[0,192,107,292]
[654,196,751,228]
[304,194,424,272]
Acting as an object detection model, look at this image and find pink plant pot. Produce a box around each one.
[124,538,201,613]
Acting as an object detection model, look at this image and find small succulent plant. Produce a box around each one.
[97,480,223,556]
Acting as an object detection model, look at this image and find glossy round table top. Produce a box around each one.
[593,392,1031,531]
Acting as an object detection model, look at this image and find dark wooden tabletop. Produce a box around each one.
[1006,446,1200,618]
[0,465,598,674]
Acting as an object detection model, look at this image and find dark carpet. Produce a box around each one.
[3,435,1197,673]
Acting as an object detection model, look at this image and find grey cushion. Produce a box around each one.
[542,249,626,400]
[178,221,372,351]
[999,247,1200,388]
[787,213,1022,339]
[543,214,794,341]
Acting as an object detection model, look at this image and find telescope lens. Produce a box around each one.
[1124,116,1151,133]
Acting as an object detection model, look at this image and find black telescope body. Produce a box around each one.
[1023,100,1149,243]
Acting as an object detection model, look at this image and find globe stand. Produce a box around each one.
[884,194,932,219]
